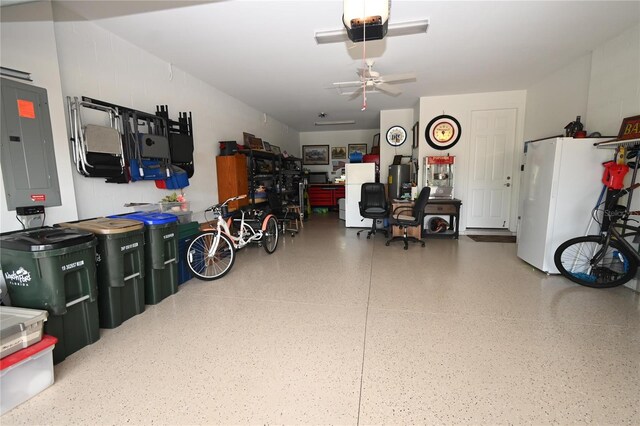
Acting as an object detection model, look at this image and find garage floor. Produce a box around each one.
[4,213,639,424]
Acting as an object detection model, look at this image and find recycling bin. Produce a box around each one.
[109,212,178,304]
[177,221,200,285]
[57,218,146,329]
[0,227,100,364]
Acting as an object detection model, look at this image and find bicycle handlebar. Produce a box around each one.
[611,183,640,200]
[205,195,248,212]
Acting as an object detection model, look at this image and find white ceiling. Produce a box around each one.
[52,0,640,132]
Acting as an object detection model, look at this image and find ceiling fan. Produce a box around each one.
[333,60,416,98]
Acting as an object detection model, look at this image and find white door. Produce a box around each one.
[466,109,517,228]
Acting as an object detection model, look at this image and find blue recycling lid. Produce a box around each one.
[108,211,178,226]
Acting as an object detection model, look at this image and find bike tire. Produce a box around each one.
[554,235,638,288]
[262,216,279,254]
[186,232,236,280]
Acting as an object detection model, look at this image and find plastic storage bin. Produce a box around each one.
[108,212,178,305]
[0,306,48,359]
[177,221,200,285]
[56,218,146,329]
[0,335,57,415]
[0,227,100,364]
[160,202,192,224]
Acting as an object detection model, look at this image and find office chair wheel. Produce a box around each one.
[421,242,426,247]
[404,245,408,250]
[385,242,390,246]
[366,235,371,239]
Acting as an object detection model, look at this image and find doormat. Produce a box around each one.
[467,235,516,243]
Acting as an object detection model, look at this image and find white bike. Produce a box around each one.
[186,195,279,280]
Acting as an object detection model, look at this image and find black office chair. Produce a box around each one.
[267,192,297,237]
[357,183,389,239]
[385,187,431,250]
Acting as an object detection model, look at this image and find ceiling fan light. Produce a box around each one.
[342,0,390,43]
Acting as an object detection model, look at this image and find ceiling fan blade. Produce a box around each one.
[333,81,363,87]
[379,73,417,83]
[348,86,364,100]
[375,83,402,96]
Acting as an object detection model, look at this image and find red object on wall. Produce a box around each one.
[602,161,629,189]
[362,154,380,165]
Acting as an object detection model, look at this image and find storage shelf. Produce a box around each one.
[595,138,640,148]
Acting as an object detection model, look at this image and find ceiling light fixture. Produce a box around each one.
[315,19,429,44]
[314,120,356,126]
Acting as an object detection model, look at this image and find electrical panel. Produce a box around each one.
[1,78,61,210]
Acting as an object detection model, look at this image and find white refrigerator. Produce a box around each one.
[516,137,612,273]
[345,163,376,228]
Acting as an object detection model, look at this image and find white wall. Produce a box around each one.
[587,23,640,136]
[51,4,299,222]
[419,90,527,232]
[379,108,414,183]
[0,1,79,232]
[523,54,592,141]
[299,129,378,180]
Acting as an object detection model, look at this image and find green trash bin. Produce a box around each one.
[0,227,100,364]
[109,212,178,305]
[57,218,146,329]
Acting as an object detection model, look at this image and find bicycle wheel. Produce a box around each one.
[186,232,236,280]
[554,235,638,288]
[262,216,279,254]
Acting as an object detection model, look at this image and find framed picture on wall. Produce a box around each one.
[302,145,330,165]
[242,132,254,149]
[348,143,367,156]
[249,137,263,150]
[331,146,347,159]
[270,145,281,155]
[412,121,419,149]
[262,141,272,152]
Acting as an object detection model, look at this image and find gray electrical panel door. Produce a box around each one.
[1,78,61,210]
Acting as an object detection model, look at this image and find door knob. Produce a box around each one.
[505,183,511,187]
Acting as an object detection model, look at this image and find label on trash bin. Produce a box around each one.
[4,267,32,286]
[61,260,85,271]
[120,242,139,252]
[163,233,175,240]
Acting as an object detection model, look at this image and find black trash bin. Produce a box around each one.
[108,212,178,305]
[0,227,100,364]
[57,218,146,329]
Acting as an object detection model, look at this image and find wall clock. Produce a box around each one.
[425,115,461,150]
[386,125,407,146]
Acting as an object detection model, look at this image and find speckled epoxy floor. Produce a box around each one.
[3,213,639,424]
